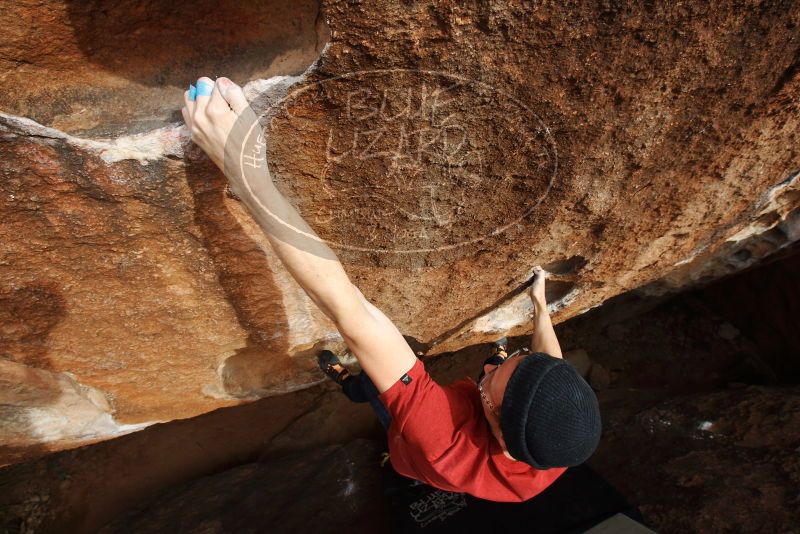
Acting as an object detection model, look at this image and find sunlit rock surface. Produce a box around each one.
[1,0,798,463]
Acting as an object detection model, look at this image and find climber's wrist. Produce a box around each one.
[531,295,548,314]
[220,156,274,203]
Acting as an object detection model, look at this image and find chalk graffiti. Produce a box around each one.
[230,69,558,259]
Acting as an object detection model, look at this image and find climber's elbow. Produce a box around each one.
[308,284,367,325]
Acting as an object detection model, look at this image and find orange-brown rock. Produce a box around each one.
[1,0,798,464]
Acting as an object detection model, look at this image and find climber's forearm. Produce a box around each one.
[530,300,563,358]
[237,175,361,322]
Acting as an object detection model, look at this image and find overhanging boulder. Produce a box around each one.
[0,0,798,464]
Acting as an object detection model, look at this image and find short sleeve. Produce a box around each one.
[378,358,430,430]
[378,359,474,457]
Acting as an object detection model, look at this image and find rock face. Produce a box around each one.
[98,440,387,534]
[593,385,800,533]
[0,1,798,463]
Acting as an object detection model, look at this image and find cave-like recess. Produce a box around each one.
[0,0,330,137]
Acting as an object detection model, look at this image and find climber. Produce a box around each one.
[181,76,601,503]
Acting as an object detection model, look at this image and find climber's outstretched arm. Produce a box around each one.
[239,174,417,392]
[336,286,419,393]
[528,267,563,358]
[181,76,417,392]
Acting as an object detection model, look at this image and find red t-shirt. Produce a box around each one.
[378,358,566,502]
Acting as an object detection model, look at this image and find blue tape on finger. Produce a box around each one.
[196,81,214,97]
[188,84,197,101]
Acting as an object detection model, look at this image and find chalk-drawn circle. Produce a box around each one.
[226,69,558,258]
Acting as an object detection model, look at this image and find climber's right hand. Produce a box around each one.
[528,266,547,307]
[182,77,258,199]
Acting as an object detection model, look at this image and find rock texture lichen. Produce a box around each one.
[1,0,798,463]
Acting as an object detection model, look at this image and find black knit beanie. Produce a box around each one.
[500,352,601,469]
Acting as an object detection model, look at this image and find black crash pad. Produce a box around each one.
[383,463,647,533]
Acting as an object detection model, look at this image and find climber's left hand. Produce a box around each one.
[181,78,247,166]
[182,76,258,199]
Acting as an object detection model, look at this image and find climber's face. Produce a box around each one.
[478,353,525,460]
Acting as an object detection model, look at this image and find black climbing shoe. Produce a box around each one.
[492,337,509,358]
[318,349,350,385]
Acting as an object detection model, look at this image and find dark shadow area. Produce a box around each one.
[544,279,576,303]
[100,440,387,534]
[0,0,329,136]
[0,283,65,371]
[695,247,800,382]
[63,0,326,88]
[543,255,587,276]
[384,463,644,533]
[0,282,67,466]
[555,248,800,534]
[181,149,293,398]
[403,335,430,356]
[2,246,799,533]
[0,380,381,533]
